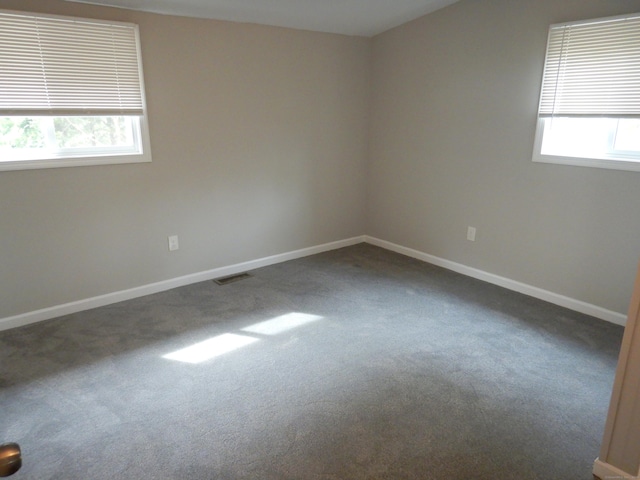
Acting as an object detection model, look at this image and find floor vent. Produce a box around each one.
[213,273,252,285]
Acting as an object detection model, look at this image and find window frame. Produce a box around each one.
[0,10,152,172]
[532,12,640,172]
[532,117,640,173]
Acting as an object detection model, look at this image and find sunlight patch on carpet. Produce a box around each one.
[163,333,259,364]
[163,313,323,364]
[241,312,323,335]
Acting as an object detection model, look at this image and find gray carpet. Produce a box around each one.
[0,243,624,479]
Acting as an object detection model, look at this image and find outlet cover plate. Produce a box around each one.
[168,235,179,251]
[467,227,476,242]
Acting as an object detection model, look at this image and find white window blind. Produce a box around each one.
[0,10,144,117]
[538,13,640,118]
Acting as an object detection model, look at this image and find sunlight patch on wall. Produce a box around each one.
[241,312,323,335]
[162,333,259,364]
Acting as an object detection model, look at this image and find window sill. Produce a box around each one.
[532,153,640,173]
[0,152,152,172]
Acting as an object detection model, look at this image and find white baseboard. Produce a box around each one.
[364,236,627,326]
[593,458,639,479]
[0,236,366,332]
[0,234,627,332]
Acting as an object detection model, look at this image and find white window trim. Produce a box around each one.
[532,118,640,173]
[0,10,152,171]
[532,12,640,172]
[0,117,152,172]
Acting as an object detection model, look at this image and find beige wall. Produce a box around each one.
[0,0,371,318]
[2,0,640,321]
[368,0,640,315]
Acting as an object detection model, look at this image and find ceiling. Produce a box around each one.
[65,0,461,37]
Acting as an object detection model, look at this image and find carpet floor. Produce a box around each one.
[0,243,624,479]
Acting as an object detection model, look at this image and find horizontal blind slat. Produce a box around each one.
[538,13,640,117]
[0,9,145,116]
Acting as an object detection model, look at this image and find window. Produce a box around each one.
[0,10,151,171]
[533,13,640,171]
